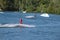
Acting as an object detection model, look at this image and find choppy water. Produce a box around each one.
[0,12,60,40]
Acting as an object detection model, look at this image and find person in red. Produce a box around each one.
[20,18,22,24]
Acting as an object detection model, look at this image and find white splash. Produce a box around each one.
[0,12,4,14]
[0,24,35,28]
[23,11,26,13]
[25,16,35,19]
[40,13,49,17]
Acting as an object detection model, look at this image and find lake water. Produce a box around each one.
[0,12,60,40]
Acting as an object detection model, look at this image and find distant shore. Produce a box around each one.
[0,0,60,14]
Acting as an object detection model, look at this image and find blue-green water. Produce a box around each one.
[0,12,60,40]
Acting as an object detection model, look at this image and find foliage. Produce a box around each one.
[0,0,60,14]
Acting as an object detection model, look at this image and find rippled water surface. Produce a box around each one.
[0,12,60,40]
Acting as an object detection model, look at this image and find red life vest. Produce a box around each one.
[20,18,22,24]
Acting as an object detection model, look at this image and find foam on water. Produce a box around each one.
[40,13,49,17]
[0,12,4,14]
[0,24,35,27]
[25,16,35,19]
[22,11,26,13]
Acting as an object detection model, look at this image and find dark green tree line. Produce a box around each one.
[0,0,60,14]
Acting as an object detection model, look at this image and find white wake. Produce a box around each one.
[25,16,35,19]
[0,24,35,28]
[0,12,4,14]
[40,13,49,17]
